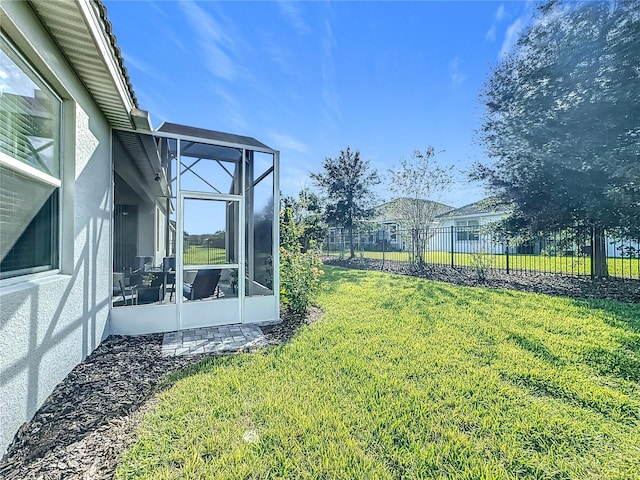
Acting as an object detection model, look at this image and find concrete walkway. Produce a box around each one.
[161,324,267,356]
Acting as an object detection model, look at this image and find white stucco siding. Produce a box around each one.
[431,212,507,253]
[0,2,112,455]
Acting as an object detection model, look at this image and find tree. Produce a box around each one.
[473,0,640,276]
[282,188,328,252]
[386,148,454,266]
[311,147,380,259]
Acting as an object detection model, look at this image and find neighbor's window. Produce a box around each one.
[0,35,61,279]
[456,220,480,241]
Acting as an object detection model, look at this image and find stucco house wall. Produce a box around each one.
[432,203,508,254]
[0,1,113,454]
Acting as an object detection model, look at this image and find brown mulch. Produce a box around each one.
[0,308,322,480]
[324,257,640,303]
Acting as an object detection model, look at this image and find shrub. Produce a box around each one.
[280,207,324,314]
[470,250,492,282]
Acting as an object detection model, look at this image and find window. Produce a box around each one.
[389,224,398,243]
[456,220,479,241]
[0,35,61,279]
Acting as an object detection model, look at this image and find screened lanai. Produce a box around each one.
[111,121,279,335]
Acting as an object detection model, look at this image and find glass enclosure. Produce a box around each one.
[111,123,278,334]
[246,151,275,296]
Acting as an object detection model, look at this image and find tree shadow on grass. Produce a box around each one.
[322,265,372,283]
[320,265,374,296]
[568,299,640,382]
[575,299,640,333]
[325,263,640,387]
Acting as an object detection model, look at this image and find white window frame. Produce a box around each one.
[0,33,62,281]
[456,220,480,242]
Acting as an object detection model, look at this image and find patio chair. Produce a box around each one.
[183,268,221,300]
[133,255,154,273]
[163,257,176,301]
[113,272,137,306]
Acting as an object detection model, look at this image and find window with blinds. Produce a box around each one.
[456,219,480,242]
[0,34,61,280]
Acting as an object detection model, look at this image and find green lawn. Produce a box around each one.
[325,250,640,278]
[183,246,228,265]
[117,267,640,479]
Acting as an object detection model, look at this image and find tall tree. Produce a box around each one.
[473,0,640,276]
[386,148,454,266]
[311,147,380,258]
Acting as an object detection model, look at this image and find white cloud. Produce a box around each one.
[263,42,290,70]
[321,19,336,81]
[210,86,247,130]
[485,25,496,42]
[279,166,314,197]
[225,109,248,131]
[213,86,240,108]
[166,29,189,55]
[268,132,310,155]
[448,57,466,87]
[277,1,310,34]
[499,18,524,59]
[137,90,171,128]
[486,4,505,43]
[321,17,341,123]
[179,1,238,81]
[122,53,167,85]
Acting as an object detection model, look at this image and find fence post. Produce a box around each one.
[382,232,386,269]
[450,225,454,268]
[506,238,510,274]
[590,226,595,279]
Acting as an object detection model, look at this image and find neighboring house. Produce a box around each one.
[373,198,454,251]
[324,198,454,252]
[0,0,279,455]
[435,198,638,258]
[433,198,510,254]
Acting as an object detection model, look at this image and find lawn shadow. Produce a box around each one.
[575,299,640,333]
[570,299,640,382]
[320,265,376,295]
[506,331,565,366]
[502,371,639,423]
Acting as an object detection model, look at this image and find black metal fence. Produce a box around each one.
[322,226,640,279]
[182,238,227,265]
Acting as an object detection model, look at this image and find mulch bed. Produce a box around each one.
[324,257,640,303]
[0,308,322,480]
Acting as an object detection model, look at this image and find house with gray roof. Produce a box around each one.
[325,198,454,252]
[432,198,510,253]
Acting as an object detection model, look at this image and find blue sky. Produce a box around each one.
[105,0,536,208]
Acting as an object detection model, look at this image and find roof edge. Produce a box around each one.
[82,0,138,109]
[26,0,138,128]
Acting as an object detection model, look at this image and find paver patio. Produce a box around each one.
[161,324,268,356]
